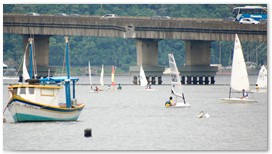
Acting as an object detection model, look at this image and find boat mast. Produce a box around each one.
[28,38,33,79]
[64,36,71,108]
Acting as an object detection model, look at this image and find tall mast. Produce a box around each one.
[64,36,71,108]
[28,38,33,79]
[65,37,70,79]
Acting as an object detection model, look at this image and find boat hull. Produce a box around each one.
[221,98,258,103]
[8,96,85,122]
[170,103,190,108]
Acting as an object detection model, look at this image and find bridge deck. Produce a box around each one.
[4,14,267,42]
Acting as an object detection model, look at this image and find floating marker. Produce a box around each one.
[197,111,204,118]
[84,128,92,138]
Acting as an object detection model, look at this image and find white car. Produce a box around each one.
[101,14,116,18]
[25,12,40,16]
[239,18,260,24]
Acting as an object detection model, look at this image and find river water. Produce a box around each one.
[2,75,268,150]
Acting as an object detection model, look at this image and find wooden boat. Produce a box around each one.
[5,37,85,122]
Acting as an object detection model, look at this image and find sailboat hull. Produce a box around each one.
[8,95,85,122]
[221,98,258,103]
[169,103,190,108]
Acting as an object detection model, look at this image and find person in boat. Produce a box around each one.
[117,83,122,90]
[240,89,248,99]
[146,79,150,89]
[95,86,100,92]
[165,97,173,107]
[148,83,152,89]
[255,84,259,91]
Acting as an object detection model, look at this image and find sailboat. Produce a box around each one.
[88,61,95,93]
[100,64,104,89]
[221,34,258,103]
[256,65,267,89]
[5,37,85,122]
[140,66,153,91]
[140,66,148,86]
[168,53,190,108]
[111,65,115,86]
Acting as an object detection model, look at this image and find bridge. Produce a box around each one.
[3,14,267,84]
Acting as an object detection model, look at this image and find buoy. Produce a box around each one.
[197,111,204,118]
[84,128,92,138]
[205,113,210,118]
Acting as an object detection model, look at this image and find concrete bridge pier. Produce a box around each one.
[19,35,56,77]
[180,40,218,85]
[130,39,164,85]
[21,35,56,77]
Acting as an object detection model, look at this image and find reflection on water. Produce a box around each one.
[3,75,268,150]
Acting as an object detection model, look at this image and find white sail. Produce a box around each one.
[230,34,250,91]
[168,53,183,98]
[100,64,104,86]
[140,66,148,86]
[88,61,93,90]
[256,65,267,88]
[22,50,30,81]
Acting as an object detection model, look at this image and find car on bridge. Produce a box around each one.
[25,12,40,16]
[70,14,80,17]
[151,16,171,19]
[54,13,68,16]
[239,18,260,24]
[101,14,116,18]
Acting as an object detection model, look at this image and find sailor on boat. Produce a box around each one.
[95,86,100,92]
[165,96,176,107]
[255,84,260,91]
[117,83,122,90]
[240,89,248,99]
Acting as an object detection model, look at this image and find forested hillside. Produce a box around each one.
[3,4,267,74]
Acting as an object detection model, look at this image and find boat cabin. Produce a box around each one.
[9,84,62,106]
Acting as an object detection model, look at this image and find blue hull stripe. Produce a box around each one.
[13,113,78,122]
[10,98,84,113]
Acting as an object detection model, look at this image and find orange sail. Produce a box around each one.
[111,65,115,86]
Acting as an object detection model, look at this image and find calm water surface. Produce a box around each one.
[3,75,268,150]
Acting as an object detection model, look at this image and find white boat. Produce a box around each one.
[3,76,18,80]
[221,34,258,103]
[140,66,154,91]
[5,37,85,122]
[256,65,267,89]
[140,66,148,87]
[100,64,104,88]
[88,61,95,93]
[167,53,190,108]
